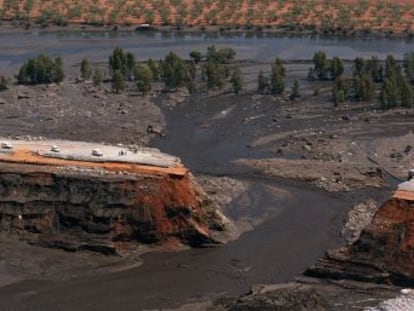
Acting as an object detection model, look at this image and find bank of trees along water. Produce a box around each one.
[16,54,64,84]
[308,50,414,109]
[105,45,242,94]
[4,47,414,111]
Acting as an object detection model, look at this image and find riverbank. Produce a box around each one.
[2,20,414,40]
[0,29,414,309]
[1,0,414,38]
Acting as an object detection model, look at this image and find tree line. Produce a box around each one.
[309,50,414,109]
[2,48,414,111]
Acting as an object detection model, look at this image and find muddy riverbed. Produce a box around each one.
[2,28,414,77]
[0,31,413,310]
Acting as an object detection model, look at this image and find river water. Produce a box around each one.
[1,30,414,74]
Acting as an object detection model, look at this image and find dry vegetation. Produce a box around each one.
[0,0,414,34]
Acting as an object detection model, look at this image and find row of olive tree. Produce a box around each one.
[7,49,414,111]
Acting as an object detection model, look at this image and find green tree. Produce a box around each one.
[330,56,344,79]
[257,70,269,94]
[53,57,65,83]
[333,88,345,105]
[134,64,153,95]
[290,80,300,100]
[147,58,159,81]
[217,48,236,64]
[160,52,187,90]
[367,56,383,83]
[16,54,64,84]
[80,58,93,80]
[404,52,414,83]
[380,76,399,109]
[270,72,284,95]
[313,51,330,80]
[332,75,353,104]
[189,50,202,64]
[93,68,104,86]
[109,47,128,78]
[385,55,402,80]
[0,75,10,91]
[112,70,125,93]
[271,58,286,77]
[203,61,226,90]
[230,66,243,94]
[353,73,376,101]
[206,45,236,64]
[126,52,135,80]
[270,59,285,94]
[353,57,366,77]
[400,79,414,108]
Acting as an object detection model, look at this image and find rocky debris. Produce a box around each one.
[162,88,190,108]
[366,292,414,311]
[0,160,229,255]
[371,133,414,180]
[209,278,398,311]
[0,231,141,286]
[196,175,248,207]
[0,82,165,146]
[211,283,329,311]
[16,92,30,99]
[306,197,414,286]
[341,199,379,244]
[237,158,384,192]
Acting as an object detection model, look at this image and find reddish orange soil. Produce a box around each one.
[0,147,188,177]
[393,189,414,201]
[0,146,221,252]
[0,1,413,33]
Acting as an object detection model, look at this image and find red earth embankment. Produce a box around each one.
[307,187,414,285]
[0,142,227,254]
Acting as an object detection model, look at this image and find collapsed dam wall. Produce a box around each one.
[306,178,414,286]
[0,140,227,254]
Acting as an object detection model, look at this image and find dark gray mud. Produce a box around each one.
[0,179,350,311]
[0,93,345,310]
[0,91,394,311]
[0,32,412,310]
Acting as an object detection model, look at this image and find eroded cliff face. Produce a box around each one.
[0,162,227,254]
[306,196,414,286]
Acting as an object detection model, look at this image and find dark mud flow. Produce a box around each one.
[0,179,350,311]
[0,91,360,311]
[0,31,408,310]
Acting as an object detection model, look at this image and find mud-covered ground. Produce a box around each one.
[0,61,413,310]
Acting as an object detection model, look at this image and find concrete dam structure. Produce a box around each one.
[0,139,227,254]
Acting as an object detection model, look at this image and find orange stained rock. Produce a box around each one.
[0,148,187,177]
[393,190,414,202]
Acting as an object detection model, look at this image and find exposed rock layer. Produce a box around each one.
[0,162,226,254]
[306,197,414,286]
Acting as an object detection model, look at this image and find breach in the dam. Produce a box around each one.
[0,139,229,255]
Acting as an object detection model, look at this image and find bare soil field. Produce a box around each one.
[1,1,414,35]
